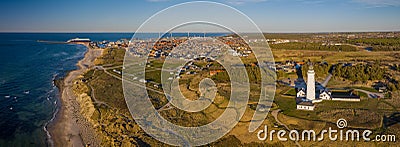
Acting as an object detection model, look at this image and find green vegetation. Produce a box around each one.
[301,63,331,79]
[263,33,313,40]
[357,91,368,98]
[211,66,263,83]
[317,98,379,110]
[94,48,125,66]
[147,59,164,68]
[347,38,400,51]
[83,69,127,111]
[276,70,285,79]
[387,82,400,91]
[284,88,297,96]
[347,86,378,93]
[212,71,230,83]
[333,62,385,83]
[145,69,162,83]
[274,95,320,120]
[270,42,358,51]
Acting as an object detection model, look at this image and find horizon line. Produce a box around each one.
[1,30,400,34]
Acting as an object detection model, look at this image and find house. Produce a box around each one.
[209,70,224,76]
[296,101,315,111]
[378,86,387,93]
[319,90,331,100]
[297,88,306,97]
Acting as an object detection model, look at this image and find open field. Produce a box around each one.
[272,49,400,63]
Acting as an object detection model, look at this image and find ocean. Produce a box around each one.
[0,33,227,146]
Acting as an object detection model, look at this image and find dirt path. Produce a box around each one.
[271,109,301,147]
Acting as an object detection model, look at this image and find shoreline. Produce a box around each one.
[47,44,103,147]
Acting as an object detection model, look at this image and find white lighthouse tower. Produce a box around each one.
[306,65,315,100]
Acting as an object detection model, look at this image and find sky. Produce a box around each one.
[0,0,399,33]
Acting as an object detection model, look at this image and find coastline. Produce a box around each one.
[48,44,103,147]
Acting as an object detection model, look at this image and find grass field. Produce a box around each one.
[284,88,296,96]
[272,49,400,63]
[274,95,320,120]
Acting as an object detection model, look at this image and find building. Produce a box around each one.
[296,101,315,111]
[330,91,360,102]
[297,88,306,97]
[67,38,91,43]
[319,90,331,100]
[296,65,360,111]
[296,65,321,110]
[306,66,316,101]
[209,70,224,76]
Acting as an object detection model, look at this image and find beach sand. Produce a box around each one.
[48,45,103,147]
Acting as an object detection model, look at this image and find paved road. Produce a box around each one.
[321,73,332,87]
[354,89,384,98]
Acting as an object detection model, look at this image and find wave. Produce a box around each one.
[43,81,59,147]
[44,104,58,147]
[32,47,47,57]
[42,44,86,146]
[51,73,59,87]
[63,50,86,61]
[52,51,69,57]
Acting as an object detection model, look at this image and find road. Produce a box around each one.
[88,83,111,108]
[100,65,193,144]
[96,65,176,112]
[320,69,383,98]
[354,89,384,98]
[271,109,301,147]
[321,73,332,87]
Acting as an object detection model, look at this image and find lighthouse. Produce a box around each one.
[306,65,315,100]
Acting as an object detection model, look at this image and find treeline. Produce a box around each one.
[270,42,358,51]
[347,38,400,46]
[263,33,313,39]
[332,62,385,83]
[301,63,331,79]
[347,38,400,51]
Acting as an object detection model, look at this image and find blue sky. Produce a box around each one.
[0,0,399,32]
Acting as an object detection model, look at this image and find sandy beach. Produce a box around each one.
[48,44,103,147]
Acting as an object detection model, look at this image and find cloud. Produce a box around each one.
[224,0,267,5]
[353,0,400,7]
